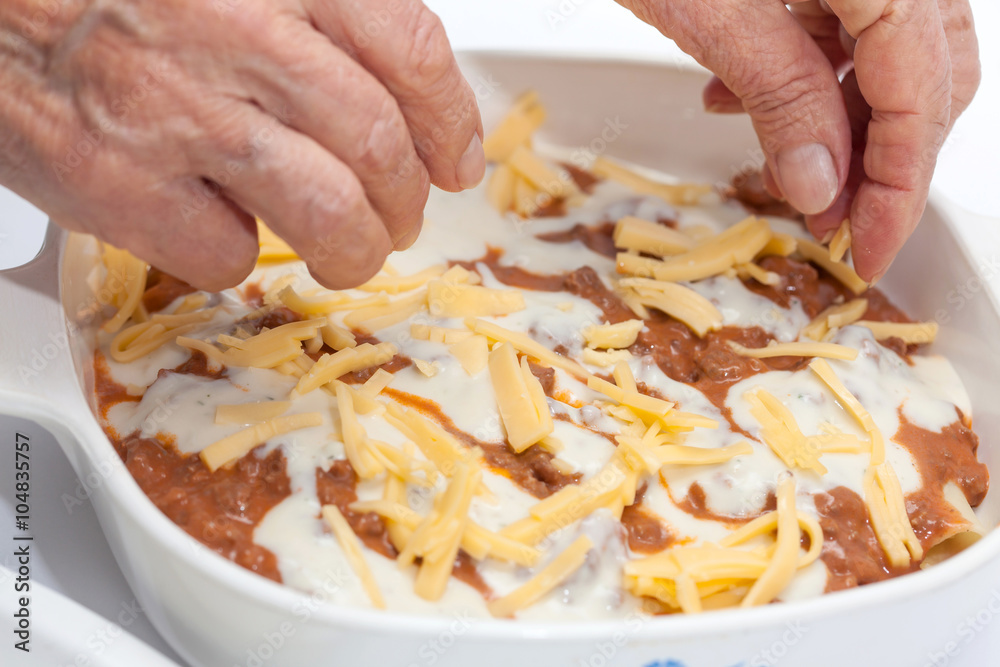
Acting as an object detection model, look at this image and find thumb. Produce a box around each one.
[619,0,851,215]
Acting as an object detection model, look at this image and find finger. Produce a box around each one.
[703,77,743,113]
[761,163,784,201]
[787,0,852,72]
[826,0,952,281]
[67,181,260,292]
[704,2,849,115]
[185,99,392,290]
[804,69,870,239]
[938,0,981,124]
[621,0,850,216]
[232,13,429,250]
[305,0,485,193]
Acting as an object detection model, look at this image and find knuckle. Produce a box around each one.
[400,7,455,93]
[349,95,413,175]
[741,71,831,144]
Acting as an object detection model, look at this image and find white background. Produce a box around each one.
[1,1,998,665]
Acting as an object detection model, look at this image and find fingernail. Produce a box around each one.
[705,102,743,114]
[394,216,423,251]
[456,135,485,190]
[869,263,890,287]
[775,143,839,215]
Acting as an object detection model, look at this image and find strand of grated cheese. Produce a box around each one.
[502,457,631,546]
[200,412,324,472]
[278,285,387,316]
[352,499,541,567]
[382,462,415,549]
[343,289,427,334]
[427,281,526,318]
[487,162,517,214]
[796,238,868,295]
[294,342,398,395]
[449,334,490,375]
[828,219,852,263]
[590,156,711,205]
[482,90,546,163]
[756,231,798,258]
[808,359,884,463]
[852,320,939,345]
[320,321,357,350]
[618,277,723,337]
[808,359,921,565]
[867,464,925,565]
[582,348,633,368]
[582,319,644,350]
[100,244,149,333]
[507,145,579,200]
[215,401,291,425]
[360,368,395,397]
[616,216,772,283]
[488,343,554,452]
[612,216,695,257]
[320,505,386,609]
[720,507,824,568]
[334,382,383,479]
[466,318,590,380]
[356,265,447,294]
[801,298,868,341]
[727,340,858,361]
[735,262,780,286]
[745,389,827,475]
[383,402,477,478]
[402,462,481,601]
[410,323,474,344]
[741,477,802,607]
[487,535,593,618]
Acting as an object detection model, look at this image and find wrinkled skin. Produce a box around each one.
[0,1,979,288]
[619,0,980,282]
[0,0,484,290]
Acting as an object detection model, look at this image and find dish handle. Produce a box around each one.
[0,222,87,430]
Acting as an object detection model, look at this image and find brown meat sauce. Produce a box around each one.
[96,230,989,600]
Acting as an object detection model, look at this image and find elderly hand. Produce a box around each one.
[0,0,484,290]
[618,0,980,282]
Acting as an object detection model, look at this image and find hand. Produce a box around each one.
[618,0,979,282]
[0,0,484,290]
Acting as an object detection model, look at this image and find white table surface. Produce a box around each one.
[1,1,998,665]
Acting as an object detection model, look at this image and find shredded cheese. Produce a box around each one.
[828,219,852,263]
[616,216,772,283]
[488,343,554,452]
[796,238,868,295]
[467,319,589,380]
[612,216,694,257]
[618,278,722,337]
[487,535,593,617]
[727,340,858,361]
[853,320,938,345]
[590,156,711,205]
[321,505,386,609]
[427,282,526,318]
[449,334,490,376]
[482,91,546,163]
[582,319,644,350]
[294,343,397,395]
[745,389,827,475]
[801,299,868,341]
[215,401,291,425]
[200,413,323,472]
[507,145,578,200]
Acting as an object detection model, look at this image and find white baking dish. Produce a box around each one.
[2,53,999,667]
